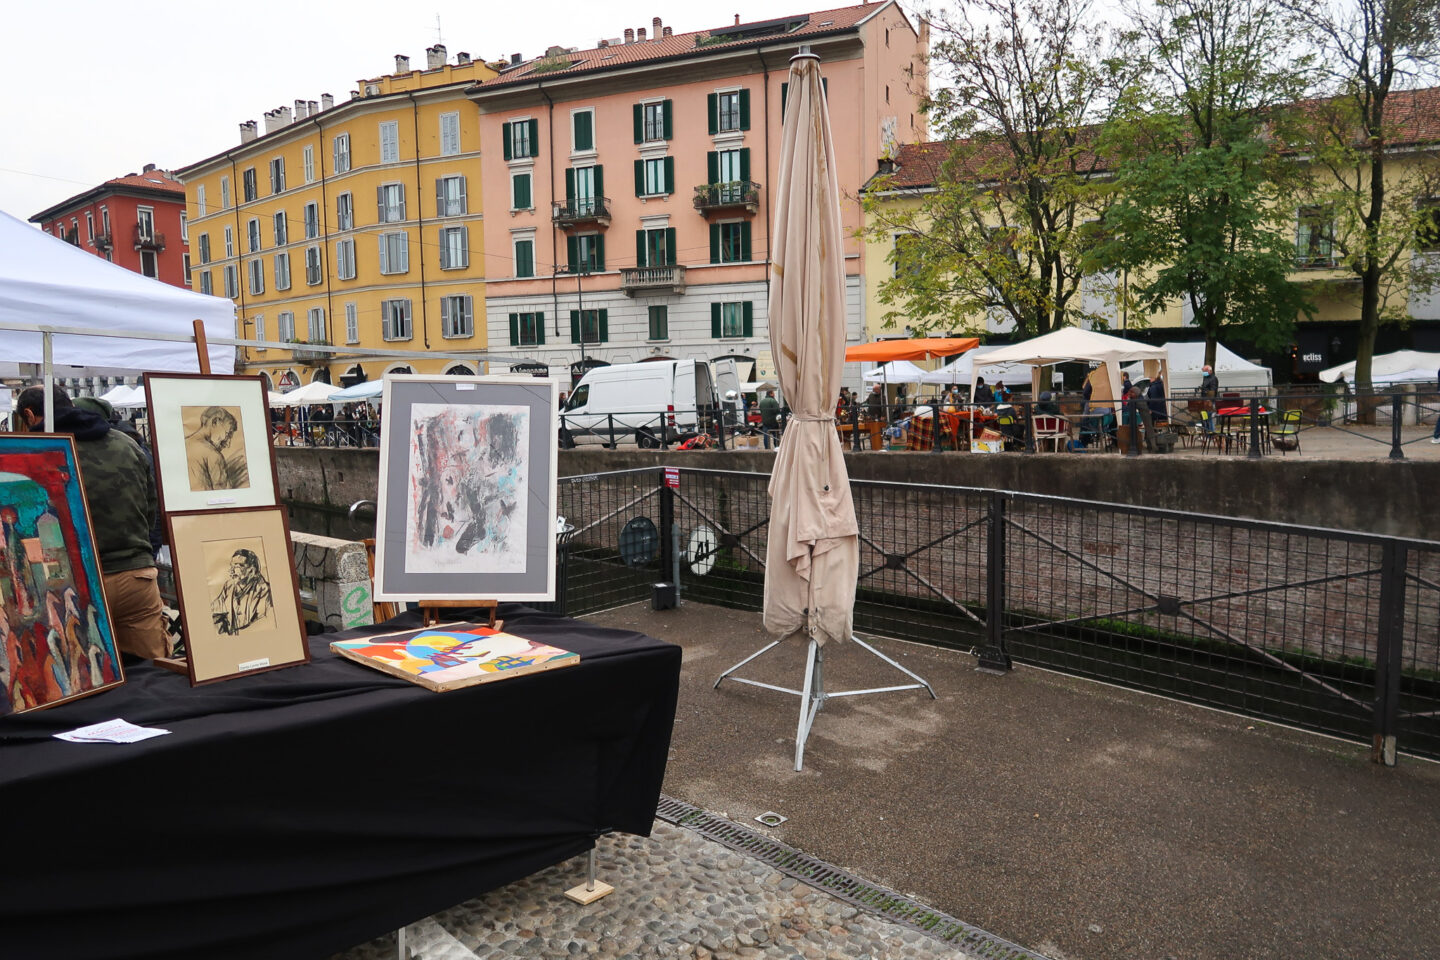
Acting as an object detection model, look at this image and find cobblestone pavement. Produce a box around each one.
[333,821,976,960]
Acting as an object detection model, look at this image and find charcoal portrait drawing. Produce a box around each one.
[406,404,529,574]
[183,405,251,492]
[206,542,275,636]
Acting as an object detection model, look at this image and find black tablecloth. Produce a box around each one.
[0,606,680,960]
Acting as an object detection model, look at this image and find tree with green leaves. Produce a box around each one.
[861,0,1127,340]
[1094,0,1316,368]
[1283,0,1440,396]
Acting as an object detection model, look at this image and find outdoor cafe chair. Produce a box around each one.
[1197,410,1231,454]
[1032,414,1070,452]
[1272,408,1302,454]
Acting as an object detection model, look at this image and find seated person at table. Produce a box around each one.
[993,381,1011,403]
[973,377,995,405]
[1036,391,1061,416]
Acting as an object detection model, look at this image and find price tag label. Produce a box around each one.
[664,467,680,489]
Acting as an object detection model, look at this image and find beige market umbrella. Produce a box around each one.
[715,50,932,771]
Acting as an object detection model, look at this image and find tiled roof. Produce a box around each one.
[102,171,184,193]
[29,169,186,223]
[474,2,884,90]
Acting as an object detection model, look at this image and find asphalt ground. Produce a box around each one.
[588,601,1440,960]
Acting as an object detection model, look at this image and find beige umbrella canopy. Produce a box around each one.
[763,52,858,648]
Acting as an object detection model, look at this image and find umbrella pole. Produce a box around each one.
[795,640,822,772]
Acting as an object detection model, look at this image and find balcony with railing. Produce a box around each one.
[694,180,761,215]
[620,264,687,297]
[291,338,332,363]
[133,224,166,251]
[94,231,113,252]
[552,196,611,229]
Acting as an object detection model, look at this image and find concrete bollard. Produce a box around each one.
[291,531,375,631]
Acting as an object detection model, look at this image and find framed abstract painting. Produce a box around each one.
[374,375,560,602]
[0,435,124,714]
[165,506,309,685]
[143,373,279,513]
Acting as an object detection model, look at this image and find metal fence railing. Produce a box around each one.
[559,466,1440,764]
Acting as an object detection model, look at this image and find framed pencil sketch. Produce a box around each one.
[374,375,560,602]
[144,373,279,513]
[165,506,309,685]
[0,435,124,714]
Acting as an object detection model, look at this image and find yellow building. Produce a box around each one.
[176,47,498,390]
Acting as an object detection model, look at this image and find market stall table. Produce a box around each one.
[0,605,680,960]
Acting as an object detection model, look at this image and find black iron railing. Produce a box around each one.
[551,196,611,226]
[693,180,761,213]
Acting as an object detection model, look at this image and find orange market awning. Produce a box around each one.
[844,337,980,363]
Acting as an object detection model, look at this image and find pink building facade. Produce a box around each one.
[471,2,927,384]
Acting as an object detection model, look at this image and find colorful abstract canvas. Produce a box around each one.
[331,626,578,692]
[0,436,123,714]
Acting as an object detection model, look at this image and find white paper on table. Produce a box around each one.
[54,719,172,744]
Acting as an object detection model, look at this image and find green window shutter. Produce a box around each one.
[513,174,530,210]
[598,308,609,342]
[739,89,751,130]
[509,313,519,346]
[570,310,581,343]
[633,103,643,143]
[664,157,674,195]
[595,234,605,270]
[662,100,673,140]
[665,227,676,266]
[574,111,592,151]
[527,119,539,156]
[634,159,645,197]
[565,168,575,201]
[711,302,722,339]
[567,234,578,271]
[741,222,752,262]
[742,301,754,337]
[740,148,751,183]
[709,222,720,263]
[536,312,545,345]
[636,229,647,268]
[707,93,718,135]
[780,82,787,118]
[502,122,512,161]
[707,151,719,185]
[593,165,604,199]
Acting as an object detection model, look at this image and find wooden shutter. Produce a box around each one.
[707,151,719,186]
[664,157,674,195]
[742,301,754,337]
[597,309,609,342]
[665,227,676,267]
[634,160,645,197]
[709,223,721,263]
[711,302,722,338]
[397,184,406,220]
[662,100,673,140]
[527,119,539,156]
[633,103,643,143]
[739,89,751,130]
[565,168,575,201]
[740,148,751,182]
[635,230,647,268]
[780,82,787,117]
[536,312,545,345]
[441,297,452,332]
[574,111,591,151]
[570,310,581,342]
[593,165,604,199]
[457,177,467,214]
[741,222,752,262]
[376,185,385,222]
[502,122,512,160]
[463,297,473,336]
[435,178,444,217]
[595,233,605,270]
[707,93,718,135]
[566,235,578,271]
[378,235,388,273]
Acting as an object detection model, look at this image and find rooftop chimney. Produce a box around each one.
[624,28,634,43]
[735,14,741,25]
[663,26,672,37]
[278,105,292,126]
[307,99,319,117]
[511,52,522,64]
[395,53,410,73]
[653,16,662,35]
[143,163,157,173]
[294,99,308,120]
[239,120,258,142]
[320,93,334,111]
[263,109,284,134]
[456,51,471,65]
[637,27,647,41]
[598,39,609,47]
[426,44,446,69]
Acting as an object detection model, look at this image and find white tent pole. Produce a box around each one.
[42,331,54,432]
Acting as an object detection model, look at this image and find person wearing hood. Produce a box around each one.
[16,385,167,660]
[73,396,165,559]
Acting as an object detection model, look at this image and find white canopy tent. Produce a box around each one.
[1320,349,1440,385]
[861,359,929,383]
[1122,341,1272,392]
[271,381,339,407]
[329,380,385,401]
[918,346,1043,391]
[974,328,1169,410]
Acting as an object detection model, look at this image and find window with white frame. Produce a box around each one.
[648,305,668,340]
[247,217,262,253]
[336,238,356,279]
[85,212,94,241]
[304,202,319,239]
[196,185,207,217]
[198,233,211,264]
[140,251,159,280]
[378,232,409,274]
[220,175,231,209]
[507,119,534,159]
[511,172,531,210]
[333,133,350,173]
[380,121,399,163]
[1296,206,1335,267]
[643,102,666,141]
[345,302,358,344]
[137,207,156,242]
[248,258,265,294]
[224,225,234,257]
[307,307,327,342]
[642,158,668,196]
[720,301,746,337]
[182,253,192,285]
[200,270,213,295]
[274,252,291,290]
[440,112,461,156]
[305,245,322,285]
[336,193,353,231]
[278,311,296,341]
[441,294,473,337]
[223,264,238,298]
[378,183,405,222]
[513,311,543,346]
[243,167,257,202]
[436,175,466,216]
[439,226,469,269]
[514,236,535,278]
[270,157,285,194]
[303,144,315,183]
[572,109,595,152]
[253,313,265,346]
[273,211,287,245]
[381,298,413,340]
[101,206,110,236]
[179,211,187,241]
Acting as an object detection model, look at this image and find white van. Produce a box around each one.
[560,359,718,447]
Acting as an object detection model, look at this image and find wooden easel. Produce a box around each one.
[417,600,503,632]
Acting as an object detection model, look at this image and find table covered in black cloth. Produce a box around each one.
[0,605,680,960]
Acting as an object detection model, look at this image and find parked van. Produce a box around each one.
[560,359,718,447]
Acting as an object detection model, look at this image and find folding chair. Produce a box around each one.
[1272,408,1301,454]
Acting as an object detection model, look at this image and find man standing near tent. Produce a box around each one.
[1200,365,1219,404]
[16,386,167,660]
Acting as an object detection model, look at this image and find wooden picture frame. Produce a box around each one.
[0,434,125,714]
[374,375,560,603]
[143,373,280,514]
[165,506,309,685]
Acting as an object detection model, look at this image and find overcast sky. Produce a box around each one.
[3,0,921,222]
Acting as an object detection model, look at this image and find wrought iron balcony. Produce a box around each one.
[552,196,611,228]
[291,338,332,363]
[620,264,687,297]
[94,231,113,252]
[133,225,166,251]
[693,180,761,215]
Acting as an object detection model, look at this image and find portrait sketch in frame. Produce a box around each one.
[374,375,560,603]
[144,373,279,513]
[0,435,125,714]
[165,506,309,685]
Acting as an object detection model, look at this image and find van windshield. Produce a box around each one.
[565,384,588,411]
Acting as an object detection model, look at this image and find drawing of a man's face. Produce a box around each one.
[228,549,261,583]
[198,408,238,450]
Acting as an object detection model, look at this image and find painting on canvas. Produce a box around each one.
[0,436,123,714]
[331,625,578,691]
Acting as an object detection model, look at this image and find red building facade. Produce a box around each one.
[29,165,191,289]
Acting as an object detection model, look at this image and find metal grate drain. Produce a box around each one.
[655,795,1053,960]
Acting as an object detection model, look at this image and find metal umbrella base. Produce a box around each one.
[714,636,937,772]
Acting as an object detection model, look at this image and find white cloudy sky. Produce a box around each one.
[3,0,923,221]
